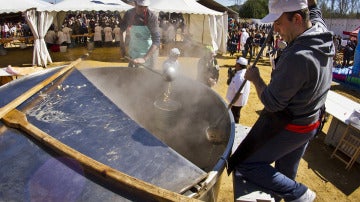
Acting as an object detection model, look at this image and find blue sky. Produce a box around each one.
[214,0,239,6]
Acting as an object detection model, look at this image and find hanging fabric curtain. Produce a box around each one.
[25,10,55,67]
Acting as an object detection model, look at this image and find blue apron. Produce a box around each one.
[129,25,154,68]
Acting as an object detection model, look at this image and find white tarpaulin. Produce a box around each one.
[0,0,51,13]
[40,0,132,29]
[0,0,55,67]
[149,0,222,15]
[41,0,133,12]
[148,0,227,53]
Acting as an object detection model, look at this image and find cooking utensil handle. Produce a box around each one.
[228,26,274,109]
[0,53,89,119]
[3,109,200,202]
[125,56,163,76]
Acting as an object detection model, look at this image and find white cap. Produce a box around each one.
[170,48,180,56]
[241,28,246,32]
[236,57,248,66]
[261,0,308,23]
[135,0,150,6]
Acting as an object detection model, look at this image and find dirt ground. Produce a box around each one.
[1,45,360,202]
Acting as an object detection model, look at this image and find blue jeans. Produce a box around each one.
[235,128,317,201]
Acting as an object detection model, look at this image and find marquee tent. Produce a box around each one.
[149,0,222,15]
[148,0,227,53]
[197,0,238,18]
[42,0,132,12]
[41,0,133,41]
[0,0,55,67]
[0,0,51,13]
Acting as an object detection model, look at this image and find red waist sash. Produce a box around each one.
[285,120,320,133]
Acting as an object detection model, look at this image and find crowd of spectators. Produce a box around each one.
[332,34,357,68]
[225,17,357,68]
[1,21,32,39]
[41,11,187,55]
[227,17,286,60]
[1,12,357,67]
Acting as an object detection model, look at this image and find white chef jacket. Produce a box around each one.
[226,69,250,107]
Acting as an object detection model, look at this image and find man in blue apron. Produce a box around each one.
[120,0,160,68]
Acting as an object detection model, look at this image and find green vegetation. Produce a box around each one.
[228,0,359,19]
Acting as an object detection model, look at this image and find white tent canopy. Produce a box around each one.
[148,0,227,53]
[40,0,133,38]
[0,0,51,13]
[40,0,133,12]
[149,0,222,16]
[37,0,132,66]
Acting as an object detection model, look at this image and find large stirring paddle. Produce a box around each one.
[206,27,274,144]
[0,53,90,119]
[2,109,201,202]
[125,56,176,82]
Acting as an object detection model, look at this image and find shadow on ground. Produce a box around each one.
[0,45,127,67]
[303,132,360,195]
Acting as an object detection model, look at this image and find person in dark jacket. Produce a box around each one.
[243,31,254,59]
[342,41,354,68]
[228,0,334,201]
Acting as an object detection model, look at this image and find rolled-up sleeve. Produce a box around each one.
[147,13,161,47]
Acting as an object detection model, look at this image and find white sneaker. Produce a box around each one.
[289,189,316,202]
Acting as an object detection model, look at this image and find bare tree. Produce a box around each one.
[337,0,349,15]
[318,0,358,15]
[349,0,359,14]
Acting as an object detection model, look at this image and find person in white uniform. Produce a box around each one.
[44,26,57,48]
[57,29,66,46]
[240,28,249,57]
[104,25,113,46]
[62,24,72,47]
[162,48,181,74]
[113,24,123,47]
[93,23,103,47]
[226,57,250,123]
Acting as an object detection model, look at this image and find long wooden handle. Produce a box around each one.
[125,56,164,77]
[2,109,201,202]
[227,26,274,109]
[0,53,89,119]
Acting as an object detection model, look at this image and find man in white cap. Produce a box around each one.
[162,48,181,77]
[226,57,250,123]
[120,0,160,68]
[240,28,249,57]
[228,1,334,202]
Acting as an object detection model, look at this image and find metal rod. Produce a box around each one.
[207,26,274,133]
[228,26,274,109]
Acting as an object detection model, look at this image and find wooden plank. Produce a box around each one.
[2,109,201,202]
[0,53,88,119]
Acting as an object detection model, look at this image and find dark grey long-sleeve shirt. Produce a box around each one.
[261,6,335,125]
[120,8,161,47]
